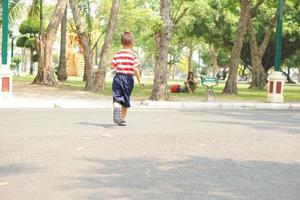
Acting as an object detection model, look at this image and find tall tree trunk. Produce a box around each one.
[21,48,27,72]
[248,10,277,89]
[223,0,250,94]
[248,16,266,89]
[33,0,68,85]
[69,0,94,90]
[93,0,120,91]
[39,0,43,35]
[210,43,218,77]
[29,48,34,75]
[95,42,99,65]
[188,41,193,74]
[57,6,68,81]
[150,0,174,100]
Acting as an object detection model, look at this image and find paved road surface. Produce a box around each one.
[0,109,300,200]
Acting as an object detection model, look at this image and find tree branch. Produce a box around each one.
[259,13,277,57]
[174,7,188,25]
[171,1,184,23]
[91,29,106,51]
[251,0,266,16]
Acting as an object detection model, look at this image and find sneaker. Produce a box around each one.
[113,107,121,124]
[120,119,126,123]
[117,119,126,126]
[117,121,126,126]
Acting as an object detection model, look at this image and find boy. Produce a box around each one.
[110,32,143,126]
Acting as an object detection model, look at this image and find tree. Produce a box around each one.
[0,0,22,26]
[247,2,277,90]
[33,0,68,85]
[150,0,189,100]
[241,0,300,74]
[57,6,68,81]
[69,0,94,89]
[223,0,250,94]
[283,50,300,83]
[93,0,120,91]
[17,18,40,74]
[150,0,174,100]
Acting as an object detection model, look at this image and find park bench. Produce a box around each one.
[201,77,218,101]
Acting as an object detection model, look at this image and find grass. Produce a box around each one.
[13,75,300,102]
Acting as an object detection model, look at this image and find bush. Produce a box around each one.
[10,57,21,70]
[19,18,40,35]
[16,36,29,48]
[24,38,37,50]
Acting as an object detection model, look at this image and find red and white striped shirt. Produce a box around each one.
[111,49,140,75]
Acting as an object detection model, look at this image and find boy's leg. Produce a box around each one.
[121,106,128,120]
[113,102,121,122]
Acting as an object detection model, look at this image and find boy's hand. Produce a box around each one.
[139,82,145,87]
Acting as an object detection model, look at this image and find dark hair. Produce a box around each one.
[187,72,194,80]
[121,32,135,46]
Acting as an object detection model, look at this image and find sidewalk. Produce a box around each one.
[0,83,300,110]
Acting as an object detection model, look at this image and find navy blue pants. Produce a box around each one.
[112,74,134,108]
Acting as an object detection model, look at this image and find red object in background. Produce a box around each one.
[269,81,274,93]
[171,84,181,93]
[2,77,10,92]
[276,82,282,94]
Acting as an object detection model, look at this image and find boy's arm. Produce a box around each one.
[133,67,144,86]
[110,56,117,70]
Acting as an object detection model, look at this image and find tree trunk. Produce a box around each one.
[188,42,193,74]
[69,0,94,90]
[21,48,27,72]
[223,0,250,94]
[33,0,68,85]
[93,0,120,91]
[282,67,296,84]
[57,6,68,81]
[150,0,173,100]
[298,69,300,83]
[210,44,218,77]
[248,7,277,89]
[29,49,34,75]
[248,10,266,89]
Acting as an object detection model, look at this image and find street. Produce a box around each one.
[0,109,300,200]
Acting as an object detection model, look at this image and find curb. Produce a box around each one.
[136,100,300,110]
[1,98,300,110]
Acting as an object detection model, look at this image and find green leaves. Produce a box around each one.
[16,36,29,48]
[19,18,40,35]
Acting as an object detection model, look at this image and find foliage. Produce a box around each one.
[19,18,41,35]
[16,36,29,47]
[10,56,21,69]
[0,0,23,25]
[24,38,37,50]
[284,50,300,69]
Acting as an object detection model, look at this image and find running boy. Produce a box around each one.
[110,32,143,126]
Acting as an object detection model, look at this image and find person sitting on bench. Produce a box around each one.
[184,72,198,93]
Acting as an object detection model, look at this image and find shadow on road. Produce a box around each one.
[77,122,116,129]
[186,109,300,134]
[0,163,43,176]
[60,156,300,200]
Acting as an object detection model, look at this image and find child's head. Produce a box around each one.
[188,72,194,79]
[121,32,135,48]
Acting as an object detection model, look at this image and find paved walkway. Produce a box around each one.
[0,82,300,109]
[1,109,300,200]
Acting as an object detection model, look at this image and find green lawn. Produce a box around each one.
[13,75,300,102]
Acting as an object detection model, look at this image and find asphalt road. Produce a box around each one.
[0,109,300,200]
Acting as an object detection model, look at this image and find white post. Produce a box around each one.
[267,71,285,103]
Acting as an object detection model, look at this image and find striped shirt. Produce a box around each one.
[111,49,140,75]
